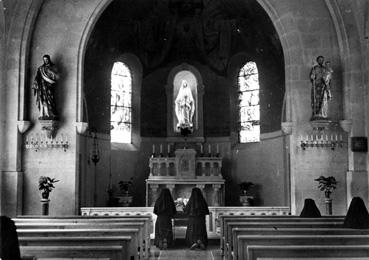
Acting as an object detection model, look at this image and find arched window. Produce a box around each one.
[110,62,132,143]
[238,61,260,143]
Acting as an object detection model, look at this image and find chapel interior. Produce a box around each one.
[1,0,369,258]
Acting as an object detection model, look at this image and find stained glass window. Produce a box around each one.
[111,62,132,143]
[238,62,260,143]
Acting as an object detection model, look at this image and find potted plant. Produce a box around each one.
[315,175,337,215]
[38,176,59,199]
[38,176,59,215]
[314,176,337,199]
[239,181,254,206]
[116,177,133,206]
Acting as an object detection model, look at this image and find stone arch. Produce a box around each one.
[76,0,114,124]
[257,0,305,123]
[325,0,365,133]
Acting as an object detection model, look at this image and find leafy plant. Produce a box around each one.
[38,176,59,194]
[118,177,133,195]
[315,176,337,198]
[239,181,254,195]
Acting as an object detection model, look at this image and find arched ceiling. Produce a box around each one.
[87,0,283,75]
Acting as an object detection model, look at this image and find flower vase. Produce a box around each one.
[42,192,50,199]
[240,194,254,206]
[116,194,133,207]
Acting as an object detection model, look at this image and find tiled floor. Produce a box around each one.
[149,240,222,260]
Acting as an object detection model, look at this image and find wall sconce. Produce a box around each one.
[90,130,100,166]
[25,133,69,152]
[300,134,344,151]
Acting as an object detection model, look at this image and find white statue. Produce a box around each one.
[175,80,195,130]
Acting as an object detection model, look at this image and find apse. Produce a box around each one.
[83,0,285,206]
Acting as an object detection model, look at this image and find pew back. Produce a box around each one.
[224,220,343,259]
[247,245,369,260]
[20,245,123,260]
[14,216,152,259]
[232,227,369,260]
[219,215,343,253]
[17,228,140,260]
[238,234,369,260]
[19,235,131,260]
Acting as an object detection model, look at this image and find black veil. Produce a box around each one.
[184,187,209,216]
[153,188,177,216]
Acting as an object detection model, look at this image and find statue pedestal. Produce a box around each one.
[39,119,58,138]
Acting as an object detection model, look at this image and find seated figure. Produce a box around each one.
[153,188,177,249]
[1,216,21,260]
[184,187,209,250]
[300,198,321,218]
[343,197,369,229]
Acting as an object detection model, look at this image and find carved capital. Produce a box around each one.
[17,120,31,134]
[76,122,88,134]
[339,119,352,133]
[281,121,293,135]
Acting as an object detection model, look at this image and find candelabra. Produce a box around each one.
[300,134,344,150]
[25,133,69,152]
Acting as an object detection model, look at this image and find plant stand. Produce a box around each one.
[325,198,332,215]
[40,199,50,215]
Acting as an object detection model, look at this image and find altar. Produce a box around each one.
[146,148,225,206]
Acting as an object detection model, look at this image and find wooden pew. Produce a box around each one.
[16,221,145,256]
[17,228,140,260]
[233,227,369,260]
[225,220,344,259]
[20,236,131,260]
[14,215,152,259]
[218,215,343,254]
[20,245,123,260]
[219,216,343,252]
[237,234,369,260]
[247,245,369,260]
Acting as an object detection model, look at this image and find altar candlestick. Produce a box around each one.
[167,144,170,153]
[335,134,338,141]
[216,144,219,153]
[152,144,155,153]
[208,144,211,154]
[200,144,203,153]
[160,144,163,153]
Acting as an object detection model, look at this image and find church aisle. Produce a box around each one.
[149,240,222,260]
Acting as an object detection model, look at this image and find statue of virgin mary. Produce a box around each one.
[175,80,195,131]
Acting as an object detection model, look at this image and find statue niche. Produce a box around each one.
[166,64,204,138]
